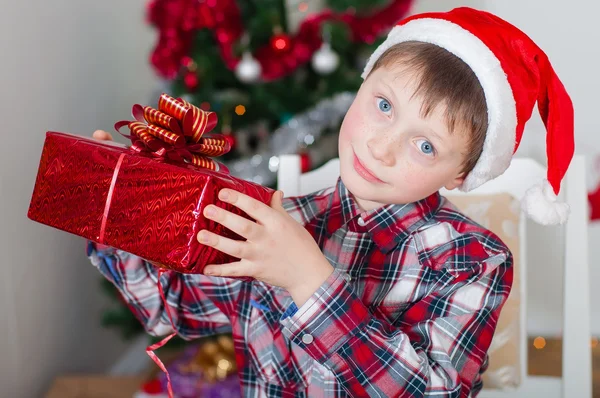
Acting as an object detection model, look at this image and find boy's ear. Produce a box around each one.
[444,173,466,190]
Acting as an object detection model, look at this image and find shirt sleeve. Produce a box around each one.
[280,252,513,397]
[88,241,242,340]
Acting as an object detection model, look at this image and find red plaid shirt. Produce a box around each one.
[88,177,512,397]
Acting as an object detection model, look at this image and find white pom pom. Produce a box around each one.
[521,180,570,225]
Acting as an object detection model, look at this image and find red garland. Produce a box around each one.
[146,0,414,81]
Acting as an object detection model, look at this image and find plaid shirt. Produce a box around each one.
[88,177,512,397]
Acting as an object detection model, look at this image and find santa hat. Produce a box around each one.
[361,7,574,225]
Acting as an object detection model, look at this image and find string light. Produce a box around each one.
[298,2,308,12]
[235,105,246,115]
[533,336,546,350]
[200,101,211,111]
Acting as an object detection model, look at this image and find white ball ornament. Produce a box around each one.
[311,42,339,75]
[235,52,261,83]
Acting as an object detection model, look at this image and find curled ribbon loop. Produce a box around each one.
[115,93,230,172]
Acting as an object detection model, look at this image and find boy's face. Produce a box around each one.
[338,65,470,211]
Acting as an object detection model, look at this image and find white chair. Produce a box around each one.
[277,154,592,398]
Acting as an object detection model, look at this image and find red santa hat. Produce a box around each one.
[361,7,575,225]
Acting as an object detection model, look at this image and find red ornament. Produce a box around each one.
[589,182,600,221]
[300,152,311,173]
[184,70,199,91]
[270,33,292,53]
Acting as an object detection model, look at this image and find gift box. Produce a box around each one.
[28,94,274,274]
[154,335,242,398]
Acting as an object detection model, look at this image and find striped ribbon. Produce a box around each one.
[115,93,231,172]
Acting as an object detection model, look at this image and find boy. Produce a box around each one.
[90,7,573,397]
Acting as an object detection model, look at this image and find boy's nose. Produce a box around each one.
[367,136,395,167]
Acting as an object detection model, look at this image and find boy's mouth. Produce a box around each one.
[352,152,385,184]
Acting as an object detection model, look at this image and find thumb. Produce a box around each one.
[93,130,113,141]
[270,190,285,213]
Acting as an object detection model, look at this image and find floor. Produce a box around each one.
[528,337,599,397]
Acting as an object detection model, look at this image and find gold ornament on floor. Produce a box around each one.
[178,335,237,383]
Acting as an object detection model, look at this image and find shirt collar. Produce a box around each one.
[325,177,442,253]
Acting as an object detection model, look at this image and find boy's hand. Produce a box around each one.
[93,130,113,141]
[199,189,334,306]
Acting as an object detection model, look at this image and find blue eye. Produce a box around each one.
[377,98,392,114]
[416,139,435,155]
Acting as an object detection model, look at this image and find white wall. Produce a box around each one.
[412,0,600,336]
[0,1,158,396]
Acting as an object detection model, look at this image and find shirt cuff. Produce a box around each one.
[280,268,371,363]
[280,302,299,321]
[87,241,118,278]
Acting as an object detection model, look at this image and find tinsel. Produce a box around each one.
[226,92,355,185]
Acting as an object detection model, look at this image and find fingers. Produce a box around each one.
[93,130,113,141]
[217,189,272,222]
[269,190,286,215]
[203,204,259,240]
[197,229,252,259]
[203,261,253,278]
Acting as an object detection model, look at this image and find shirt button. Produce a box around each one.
[302,334,314,344]
[357,217,367,226]
[343,273,352,282]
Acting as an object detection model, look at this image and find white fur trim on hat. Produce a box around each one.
[362,19,518,192]
[521,179,570,225]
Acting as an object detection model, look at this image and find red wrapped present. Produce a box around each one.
[28,94,274,274]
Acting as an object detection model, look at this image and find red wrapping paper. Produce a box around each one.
[27,131,274,274]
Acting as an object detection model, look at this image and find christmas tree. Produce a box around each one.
[101,0,414,341]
